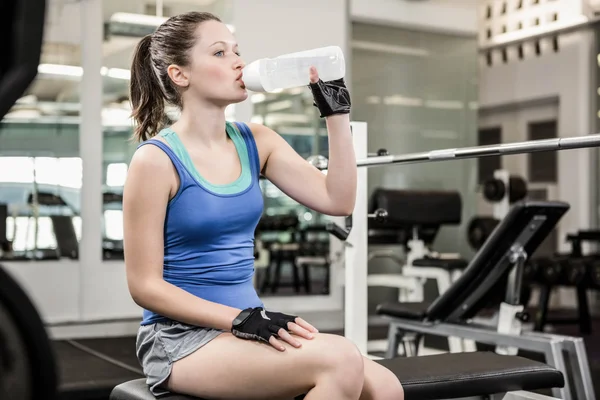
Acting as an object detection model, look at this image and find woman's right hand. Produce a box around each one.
[231,307,319,351]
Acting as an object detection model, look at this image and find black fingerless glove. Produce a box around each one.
[309,78,351,118]
[231,307,297,344]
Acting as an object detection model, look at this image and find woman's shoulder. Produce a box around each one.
[130,137,173,171]
[228,121,277,141]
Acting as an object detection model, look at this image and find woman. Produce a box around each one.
[123,11,404,400]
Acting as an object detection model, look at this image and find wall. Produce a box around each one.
[478,1,596,252]
[478,0,597,310]
[231,0,349,123]
[350,21,479,315]
[350,0,478,36]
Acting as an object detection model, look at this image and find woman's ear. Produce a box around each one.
[167,64,190,88]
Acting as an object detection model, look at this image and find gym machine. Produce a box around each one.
[314,130,598,399]
[338,130,600,358]
[376,201,595,400]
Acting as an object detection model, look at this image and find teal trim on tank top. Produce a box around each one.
[158,122,252,195]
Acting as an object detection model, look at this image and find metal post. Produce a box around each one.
[545,341,571,400]
[563,338,597,400]
[505,245,527,306]
[344,122,368,354]
[80,0,104,319]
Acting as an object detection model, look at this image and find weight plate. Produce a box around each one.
[0,299,32,399]
[0,266,58,400]
[0,0,47,120]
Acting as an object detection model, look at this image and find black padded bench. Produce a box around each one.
[110,351,564,400]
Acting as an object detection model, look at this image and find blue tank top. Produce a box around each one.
[137,121,264,326]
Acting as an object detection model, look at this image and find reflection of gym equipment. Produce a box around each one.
[295,225,333,294]
[2,191,79,261]
[255,214,302,294]
[377,201,595,400]
[255,214,344,295]
[29,191,78,260]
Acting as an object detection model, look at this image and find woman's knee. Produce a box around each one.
[312,334,364,387]
[377,375,403,400]
[363,364,404,400]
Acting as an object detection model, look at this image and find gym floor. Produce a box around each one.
[53,314,600,400]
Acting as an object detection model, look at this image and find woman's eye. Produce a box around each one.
[215,50,224,57]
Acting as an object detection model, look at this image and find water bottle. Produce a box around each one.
[242,46,346,93]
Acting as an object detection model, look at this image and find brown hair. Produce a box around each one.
[129,11,221,142]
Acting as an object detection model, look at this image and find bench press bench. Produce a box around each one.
[111,201,575,400]
[111,351,564,400]
[376,200,595,400]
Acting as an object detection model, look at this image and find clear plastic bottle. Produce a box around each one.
[242,46,346,93]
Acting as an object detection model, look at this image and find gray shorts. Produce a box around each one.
[136,319,225,396]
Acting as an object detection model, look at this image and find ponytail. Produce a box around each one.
[129,35,168,142]
[129,12,222,141]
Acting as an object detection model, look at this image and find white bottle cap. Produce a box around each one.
[241,60,265,92]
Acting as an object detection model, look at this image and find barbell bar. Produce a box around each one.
[311,134,600,170]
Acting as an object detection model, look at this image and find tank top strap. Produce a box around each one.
[137,138,193,184]
[231,121,262,180]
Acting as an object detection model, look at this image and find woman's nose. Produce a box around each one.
[234,55,245,70]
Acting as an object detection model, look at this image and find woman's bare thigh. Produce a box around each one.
[166,332,363,400]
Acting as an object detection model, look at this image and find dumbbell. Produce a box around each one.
[551,255,569,284]
[564,257,588,286]
[483,175,528,203]
[523,259,541,282]
[526,257,560,285]
[588,258,600,288]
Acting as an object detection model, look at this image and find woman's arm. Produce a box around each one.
[251,68,356,216]
[252,115,356,216]
[122,145,240,330]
